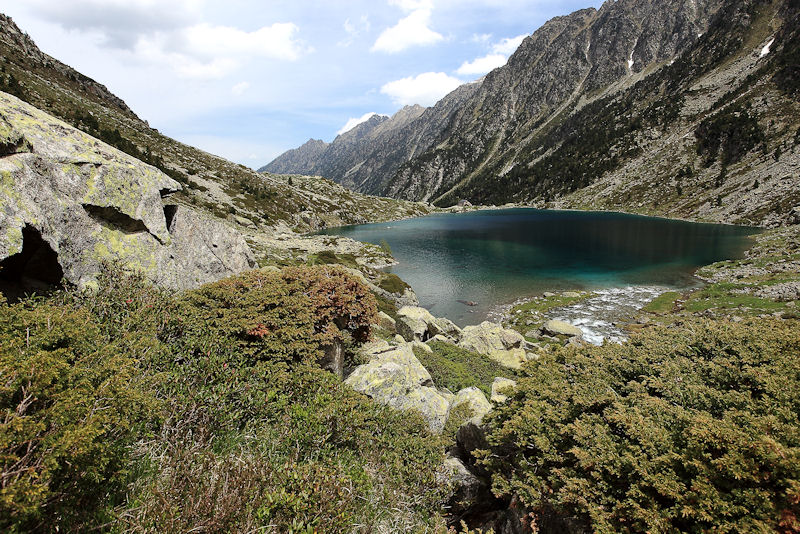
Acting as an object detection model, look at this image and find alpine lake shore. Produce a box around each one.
[242,201,800,530]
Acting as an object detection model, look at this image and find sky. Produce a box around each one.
[3,0,603,168]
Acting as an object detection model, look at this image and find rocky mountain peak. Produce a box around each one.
[264,0,728,203]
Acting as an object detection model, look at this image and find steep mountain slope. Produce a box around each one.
[0,14,429,235]
[265,0,799,227]
[261,103,430,191]
[264,0,724,196]
[263,137,330,176]
[450,0,800,227]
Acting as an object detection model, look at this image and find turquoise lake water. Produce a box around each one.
[319,209,759,326]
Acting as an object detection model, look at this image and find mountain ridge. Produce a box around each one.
[0,13,431,241]
[263,0,800,227]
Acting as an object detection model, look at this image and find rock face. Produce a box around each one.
[264,0,723,201]
[0,92,256,296]
[396,305,463,342]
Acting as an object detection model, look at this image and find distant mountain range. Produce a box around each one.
[263,0,800,227]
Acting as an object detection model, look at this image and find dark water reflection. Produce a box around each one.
[318,209,759,325]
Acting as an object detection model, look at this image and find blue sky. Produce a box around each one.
[4,0,602,167]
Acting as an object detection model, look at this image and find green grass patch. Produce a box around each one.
[373,292,399,320]
[413,341,515,397]
[642,291,681,314]
[684,282,788,314]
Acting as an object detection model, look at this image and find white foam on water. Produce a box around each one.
[548,286,669,345]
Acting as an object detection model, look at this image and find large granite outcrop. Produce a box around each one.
[0,92,256,296]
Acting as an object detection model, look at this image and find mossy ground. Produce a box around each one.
[412,341,515,397]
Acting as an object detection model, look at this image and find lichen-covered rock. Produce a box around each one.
[487,348,528,370]
[396,305,437,341]
[0,115,31,155]
[155,206,256,289]
[396,386,452,434]
[460,321,524,354]
[346,342,452,432]
[0,92,255,294]
[451,387,491,421]
[542,319,583,338]
[430,316,463,340]
[428,334,453,344]
[458,321,528,369]
[344,361,417,405]
[376,311,397,333]
[491,377,517,404]
[356,341,433,386]
[436,456,485,517]
[396,305,464,343]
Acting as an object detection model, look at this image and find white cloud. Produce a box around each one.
[372,8,443,53]
[388,0,433,11]
[456,33,527,77]
[181,23,309,61]
[337,112,387,135]
[381,72,464,106]
[130,22,310,79]
[492,34,527,55]
[231,81,250,96]
[26,1,310,79]
[25,0,202,48]
[339,15,370,47]
[456,53,506,75]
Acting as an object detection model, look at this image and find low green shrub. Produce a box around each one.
[378,273,411,295]
[0,265,448,533]
[0,294,160,532]
[480,319,800,533]
[178,266,378,365]
[310,250,360,270]
[414,341,515,396]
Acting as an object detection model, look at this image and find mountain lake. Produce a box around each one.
[318,208,760,333]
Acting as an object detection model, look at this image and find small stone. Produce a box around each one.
[562,291,581,298]
[543,292,556,298]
